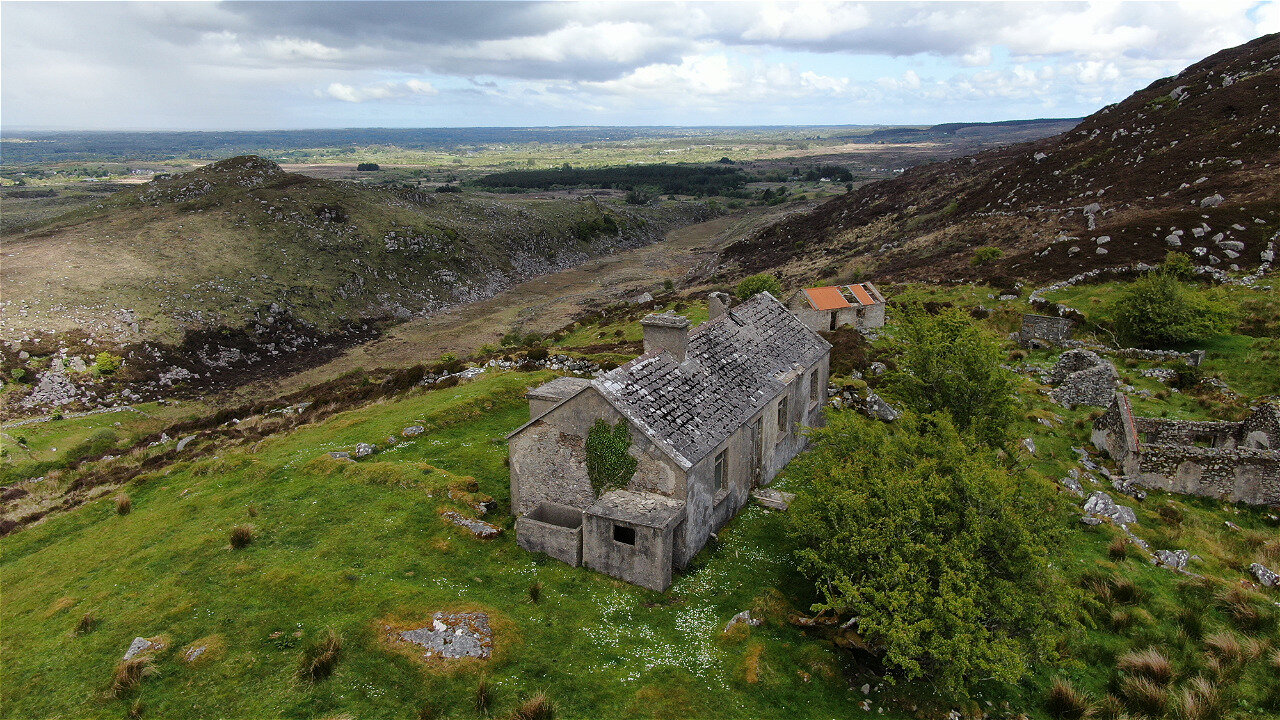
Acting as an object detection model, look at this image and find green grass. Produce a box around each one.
[1,370,863,719]
[5,279,1280,719]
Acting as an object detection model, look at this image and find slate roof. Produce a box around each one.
[594,292,830,469]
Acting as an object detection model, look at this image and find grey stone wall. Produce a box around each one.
[508,389,681,516]
[1019,314,1074,348]
[1094,395,1280,505]
[1049,349,1118,408]
[581,514,675,592]
[516,504,583,566]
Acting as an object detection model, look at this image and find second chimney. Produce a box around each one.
[708,291,732,319]
[641,312,691,362]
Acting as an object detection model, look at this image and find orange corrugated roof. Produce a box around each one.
[804,286,851,311]
[847,284,876,306]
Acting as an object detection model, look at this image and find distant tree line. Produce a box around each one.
[471,164,748,197]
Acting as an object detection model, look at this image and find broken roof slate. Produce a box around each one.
[594,292,829,468]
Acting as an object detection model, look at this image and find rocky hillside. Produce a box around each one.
[723,33,1280,287]
[0,157,715,413]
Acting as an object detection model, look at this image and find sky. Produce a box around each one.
[3,1,1278,131]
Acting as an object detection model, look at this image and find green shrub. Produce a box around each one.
[9,367,27,383]
[1162,250,1196,278]
[1110,272,1232,348]
[788,411,1069,699]
[972,246,1004,266]
[93,351,124,375]
[735,273,782,300]
[887,305,1018,448]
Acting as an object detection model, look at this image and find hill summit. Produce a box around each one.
[725,33,1280,285]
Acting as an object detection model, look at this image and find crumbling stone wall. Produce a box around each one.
[1094,395,1280,505]
[1049,349,1118,408]
[1019,314,1074,348]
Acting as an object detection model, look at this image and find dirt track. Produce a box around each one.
[233,204,809,400]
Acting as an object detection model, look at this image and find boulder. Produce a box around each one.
[328,451,351,460]
[724,610,763,633]
[1200,194,1224,208]
[1083,491,1137,525]
[393,612,493,660]
[442,510,502,539]
[862,392,900,422]
[1249,562,1278,588]
[751,488,796,511]
[354,443,376,458]
[1154,549,1190,570]
[402,425,425,437]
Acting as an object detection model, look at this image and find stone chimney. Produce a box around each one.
[708,291,732,319]
[641,312,691,362]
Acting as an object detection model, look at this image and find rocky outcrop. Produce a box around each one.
[1083,490,1137,525]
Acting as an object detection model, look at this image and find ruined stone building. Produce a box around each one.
[1093,393,1280,505]
[785,283,886,332]
[507,292,831,591]
[1019,314,1074,349]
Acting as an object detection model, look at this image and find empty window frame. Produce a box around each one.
[776,397,789,440]
[714,449,727,493]
[613,524,636,545]
[808,370,819,403]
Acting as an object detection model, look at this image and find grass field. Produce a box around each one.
[3,276,1278,719]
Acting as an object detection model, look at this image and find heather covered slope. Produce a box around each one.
[724,33,1280,286]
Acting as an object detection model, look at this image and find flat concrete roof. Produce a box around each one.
[586,490,685,530]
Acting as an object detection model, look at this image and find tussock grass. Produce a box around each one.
[73,611,98,635]
[511,693,554,720]
[297,629,342,682]
[115,494,132,515]
[475,678,493,716]
[1108,537,1131,561]
[1174,676,1222,720]
[229,524,256,549]
[109,658,154,698]
[1094,694,1125,720]
[1119,675,1169,717]
[1117,647,1174,685]
[1045,677,1094,719]
[528,581,541,604]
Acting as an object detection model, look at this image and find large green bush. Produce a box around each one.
[788,410,1070,700]
[1109,271,1231,348]
[887,305,1018,448]
[734,273,782,300]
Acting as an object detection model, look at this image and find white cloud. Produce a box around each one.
[322,79,437,103]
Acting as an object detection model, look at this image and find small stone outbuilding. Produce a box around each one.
[508,292,831,591]
[785,283,886,332]
[1092,393,1280,505]
[1019,314,1074,349]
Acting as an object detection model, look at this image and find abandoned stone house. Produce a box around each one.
[785,283,886,332]
[1093,393,1280,505]
[507,292,832,591]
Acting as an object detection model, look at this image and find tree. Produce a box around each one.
[788,410,1070,700]
[735,273,782,300]
[1109,271,1231,348]
[585,419,637,495]
[887,305,1018,448]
